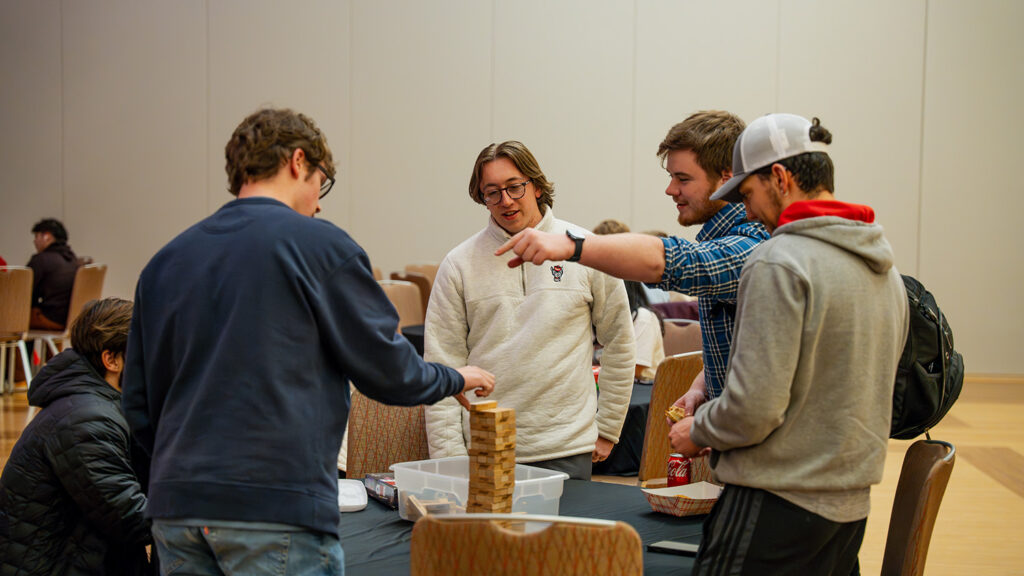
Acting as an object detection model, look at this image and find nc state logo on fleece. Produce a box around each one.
[550,265,564,282]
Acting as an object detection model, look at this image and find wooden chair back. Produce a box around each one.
[881,439,956,576]
[411,514,643,576]
[64,263,107,331]
[379,280,424,330]
[638,351,704,484]
[662,319,702,357]
[345,387,430,480]
[0,266,34,391]
[390,271,431,318]
[404,263,439,288]
[0,267,33,336]
[26,263,106,359]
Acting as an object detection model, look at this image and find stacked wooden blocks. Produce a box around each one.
[467,401,516,513]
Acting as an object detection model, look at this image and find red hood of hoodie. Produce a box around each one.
[777,199,875,228]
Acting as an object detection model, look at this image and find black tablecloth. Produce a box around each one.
[338,478,702,575]
[593,382,652,476]
[400,324,424,356]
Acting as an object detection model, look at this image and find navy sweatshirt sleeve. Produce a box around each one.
[314,249,464,405]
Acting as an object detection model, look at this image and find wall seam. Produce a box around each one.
[205,0,210,215]
[59,0,65,220]
[916,0,930,278]
[347,0,354,228]
[629,0,638,225]
[775,0,782,110]
[489,0,496,140]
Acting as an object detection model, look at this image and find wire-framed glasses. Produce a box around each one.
[317,165,335,200]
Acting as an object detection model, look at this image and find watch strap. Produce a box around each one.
[566,230,584,262]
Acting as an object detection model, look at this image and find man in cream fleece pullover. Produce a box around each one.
[424,141,635,481]
[667,114,909,574]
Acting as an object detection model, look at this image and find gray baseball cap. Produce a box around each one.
[711,113,830,203]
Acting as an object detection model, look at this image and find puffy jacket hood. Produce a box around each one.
[27,348,119,408]
[43,241,77,263]
[774,216,895,275]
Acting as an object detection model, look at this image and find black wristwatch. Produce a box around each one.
[566,229,584,262]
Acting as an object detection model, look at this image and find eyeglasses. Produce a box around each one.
[480,180,531,206]
[317,165,335,200]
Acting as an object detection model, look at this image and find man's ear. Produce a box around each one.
[289,148,306,178]
[772,163,791,192]
[101,350,122,372]
[720,169,733,182]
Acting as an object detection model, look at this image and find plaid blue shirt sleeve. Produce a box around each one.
[649,205,770,399]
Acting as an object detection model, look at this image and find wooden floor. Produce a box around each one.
[3,375,1022,575]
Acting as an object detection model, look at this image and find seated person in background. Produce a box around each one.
[591,219,678,306]
[27,218,79,330]
[0,298,152,575]
[625,280,665,383]
[425,141,635,479]
[592,218,630,235]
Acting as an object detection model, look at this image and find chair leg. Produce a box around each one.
[17,340,32,389]
[1,344,9,394]
[46,336,59,357]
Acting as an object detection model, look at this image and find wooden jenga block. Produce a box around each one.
[472,467,515,481]
[471,438,516,451]
[468,447,515,461]
[476,408,515,424]
[468,404,516,515]
[468,401,498,412]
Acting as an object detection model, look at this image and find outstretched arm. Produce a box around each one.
[495,230,666,283]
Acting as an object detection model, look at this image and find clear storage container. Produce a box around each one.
[390,456,569,521]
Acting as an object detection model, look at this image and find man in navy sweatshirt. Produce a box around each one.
[122,108,494,575]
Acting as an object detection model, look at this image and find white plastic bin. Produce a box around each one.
[390,456,569,521]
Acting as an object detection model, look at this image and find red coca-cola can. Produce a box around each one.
[667,453,691,487]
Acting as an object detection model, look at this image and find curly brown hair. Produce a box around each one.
[70,298,133,376]
[224,108,335,196]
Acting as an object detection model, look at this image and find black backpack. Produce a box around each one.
[890,275,964,439]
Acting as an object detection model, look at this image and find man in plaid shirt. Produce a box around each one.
[497,110,769,413]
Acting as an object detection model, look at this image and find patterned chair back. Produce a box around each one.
[345,387,430,480]
[411,514,643,576]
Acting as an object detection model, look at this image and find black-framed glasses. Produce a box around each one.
[317,165,335,200]
[480,179,531,206]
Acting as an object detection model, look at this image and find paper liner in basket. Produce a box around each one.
[642,481,722,517]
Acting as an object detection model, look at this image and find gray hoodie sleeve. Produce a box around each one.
[690,259,804,450]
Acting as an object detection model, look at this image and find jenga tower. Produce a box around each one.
[467,401,516,513]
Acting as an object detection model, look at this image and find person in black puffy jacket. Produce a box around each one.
[0,298,151,575]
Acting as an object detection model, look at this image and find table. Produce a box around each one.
[593,382,652,476]
[401,324,424,356]
[338,479,702,575]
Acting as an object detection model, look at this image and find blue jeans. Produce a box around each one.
[152,521,344,576]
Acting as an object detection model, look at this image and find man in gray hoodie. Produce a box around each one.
[668,114,909,575]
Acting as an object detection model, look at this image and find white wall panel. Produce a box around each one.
[633,0,779,240]
[491,0,634,234]
[0,0,1019,374]
[349,0,492,275]
[207,0,351,224]
[0,0,62,266]
[920,0,1024,373]
[778,0,926,275]
[62,0,207,298]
